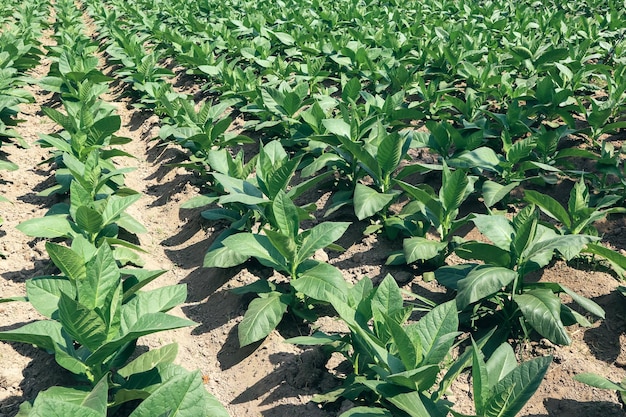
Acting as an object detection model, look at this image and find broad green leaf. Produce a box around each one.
[121,285,188,332]
[292,262,348,302]
[75,206,103,234]
[78,244,120,310]
[377,132,403,175]
[456,266,517,310]
[129,370,229,417]
[524,234,598,262]
[342,78,361,103]
[440,165,468,213]
[371,274,403,316]
[272,190,299,239]
[455,242,511,267]
[485,343,517,389]
[117,343,179,378]
[434,264,477,290]
[353,184,394,220]
[46,242,86,282]
[385,365,440,391]
[28,399,103,417]
[221,233,287,271]
[203,244,250,268]
[340,406,392,417]
[296,221,350,264]
[322,118,351,139]
[384,313,417,370]
[0,320,67,353]
[16,215,74,238]
[573,373,625,391]
[524,190,571,228]
[471,338,489,415]
[484,355,552,417]
[515,289,570,345]
[415,301,458,365]
[584,243,626,279]
[238,292,288,346]
[482,181,517,208]
[471,214,514,250]
[58,293,107,352]
[87,313,196,366]
[403,237,447,263]
[101,194,142,226]
[26,277,75,318]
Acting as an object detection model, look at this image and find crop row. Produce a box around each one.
[0,1,228,416]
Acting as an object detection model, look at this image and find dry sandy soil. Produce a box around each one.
[2,19,626,417]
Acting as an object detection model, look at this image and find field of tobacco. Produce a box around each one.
[1,0,626,415]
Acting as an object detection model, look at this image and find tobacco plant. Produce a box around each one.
[438,205,604,345]
[206,189,350,346]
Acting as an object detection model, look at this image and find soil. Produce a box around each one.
[2,15,626,417]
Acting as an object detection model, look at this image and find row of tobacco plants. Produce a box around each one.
[1,0,626,415]
[0,1,228,416]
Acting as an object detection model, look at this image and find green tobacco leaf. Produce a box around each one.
[515,289,570,345]
[222,233,287,271]
[78,245,120,310]
[203,244,250,268]
[440,165,468,213]
[121,285,188,331]
[456,266,517,310]
[371,275,404,316]
[101,194,142,226]
[293,262,348,302]
[129,370,229,417]
[342,78,361,103]
[340,406,392,416]
[87,313,196,367]
[272,190,299,239]
[573,373,625,391]
[524,190,571,228]
[117,343,179,378]
[471,338,489,415]
[471,214,514,251]
[354,184,394,220]
[485,343,517,389]
[584,243,626,279]
[28,400,103,417]
[323,118,351,139]
[26,277,75,318]
[46,242,86,282]
[377,132,403,175]
[75,206,103,234]
[482,181,517,208]
[0,320,66,353]
[455,242,510,267]
[403,237,447,264]
[16,215,74,238]
[434,264,476,290]
[238,292,288,347]
[297,221,350,264]
[58,293,107,352]
[484,355,552,417]
[384,313,418,370]
[415,301,458,365]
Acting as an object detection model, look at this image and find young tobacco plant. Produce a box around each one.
[17,366,229,417]
[525,177,626,278]
[201,140,331,267]
[206,190,350,347]
[450,340,552,417]
[0,240,194,392]
[389,163,476,267]
[438,205,604,345]
[288,275,461,417]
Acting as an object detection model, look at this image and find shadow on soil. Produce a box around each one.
[523,398,624,416]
